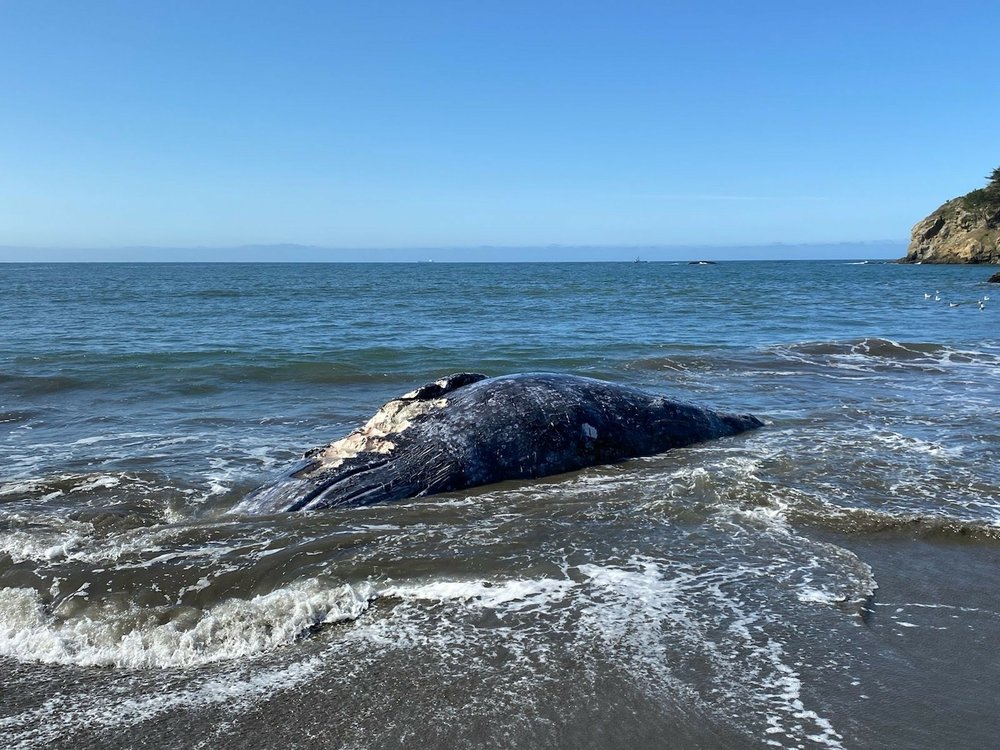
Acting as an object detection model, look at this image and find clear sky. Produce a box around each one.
[1,1,997,259]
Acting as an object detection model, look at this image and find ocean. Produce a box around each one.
[1,260,998,749]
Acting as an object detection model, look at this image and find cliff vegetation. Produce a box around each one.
[901,167,1000,264]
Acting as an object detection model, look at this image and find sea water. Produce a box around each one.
[1,261,998,749]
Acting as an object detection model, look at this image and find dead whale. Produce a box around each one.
[231,372,763,514]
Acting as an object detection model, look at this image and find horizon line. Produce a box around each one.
[1,240,907,252]
[1,240,910,264]
[0,260,909,266]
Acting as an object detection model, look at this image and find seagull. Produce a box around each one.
[979,300,986,311]
[934,291,941,301]
[924,292,932,299]
[949,302,960,308]
[984,295,991,301]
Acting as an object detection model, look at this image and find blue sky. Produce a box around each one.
[1,1,997,259]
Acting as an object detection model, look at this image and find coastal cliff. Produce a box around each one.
[901,168,1000,264]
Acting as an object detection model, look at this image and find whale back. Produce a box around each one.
[430,373,760,484]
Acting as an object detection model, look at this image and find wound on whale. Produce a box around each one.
[232,372,763,514]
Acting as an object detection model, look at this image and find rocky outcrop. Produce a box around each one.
[989,272,1000,283]
[901,191,1000,264]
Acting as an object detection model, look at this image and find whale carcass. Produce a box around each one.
[232,372,763,514]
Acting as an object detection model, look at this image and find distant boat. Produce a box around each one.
[633,256,648,263]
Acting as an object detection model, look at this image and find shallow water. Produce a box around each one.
[1,261,998,748]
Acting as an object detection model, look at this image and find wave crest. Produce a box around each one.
[0,578,372,669]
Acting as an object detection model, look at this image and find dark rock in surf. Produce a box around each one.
[232,372,764,514]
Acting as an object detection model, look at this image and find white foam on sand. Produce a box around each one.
[383,577,577,613]
[0,651,330,750]
[575,557,848,749]
[355,550,855,749]
[0,541,862,749]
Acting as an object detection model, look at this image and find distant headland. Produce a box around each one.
[901,167,1000,264]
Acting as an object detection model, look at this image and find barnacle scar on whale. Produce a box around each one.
[231,372,764,514]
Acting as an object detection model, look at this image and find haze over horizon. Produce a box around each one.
[0,241,905,263]
[2,1,997,260]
